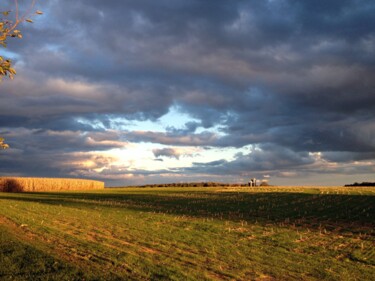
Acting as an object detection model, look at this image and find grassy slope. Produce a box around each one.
[0,186,374,280]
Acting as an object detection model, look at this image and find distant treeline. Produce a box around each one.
[137,182,270,188]
[344,182,375,187]
[139,182,247,188]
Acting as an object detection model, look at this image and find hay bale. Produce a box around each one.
[0,177,104,192]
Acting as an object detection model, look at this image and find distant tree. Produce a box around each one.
[0,0,42,148]
[345,182,375,187]
[259,181,270,187]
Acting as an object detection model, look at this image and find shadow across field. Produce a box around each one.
[1,190,374,233]
[0,179,24,192]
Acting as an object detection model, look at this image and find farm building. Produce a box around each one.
[248,178,257,187]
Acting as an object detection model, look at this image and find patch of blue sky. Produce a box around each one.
[0,49,20,60]
[159,105,200,130]
[75,117,107,130]
[73,116,161,132]
[106,105,201,133]
[111,118,165,132]
[76,105,230,137]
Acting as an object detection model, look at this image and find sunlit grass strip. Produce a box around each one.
[0,177,104,192]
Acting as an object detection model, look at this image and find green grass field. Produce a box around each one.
[0,186,374,280]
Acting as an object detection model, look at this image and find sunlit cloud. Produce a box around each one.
[1,0,375,186]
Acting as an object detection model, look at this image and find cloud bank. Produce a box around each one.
[1,0,374,185]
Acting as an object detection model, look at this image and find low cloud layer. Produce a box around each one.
[1,0,374,185]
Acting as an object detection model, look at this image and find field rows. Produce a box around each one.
[0,186,374,280]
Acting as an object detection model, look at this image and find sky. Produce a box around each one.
[1,0,375,186]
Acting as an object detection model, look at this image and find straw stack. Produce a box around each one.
[0,177,105,192]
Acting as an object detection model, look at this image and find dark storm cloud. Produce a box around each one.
[1,0,375,184]
[152,148,181,160]
[187,144,315,176]
[165,121,201,135]
[180,144,374,181]
[152,147,196,160]
[322,151,375,163]
[2,129,127,153]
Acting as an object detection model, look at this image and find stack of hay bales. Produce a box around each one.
[0,177,105,192]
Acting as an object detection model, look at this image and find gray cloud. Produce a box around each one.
[153,148,181,160]
[152,147,197,160]
[2,129,127,153]
[1,0,375,185]
[322,151,375,163]
[123,131,218,147]
[188,144,315,176]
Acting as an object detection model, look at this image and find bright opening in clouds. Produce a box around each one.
[1,0,375,186]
